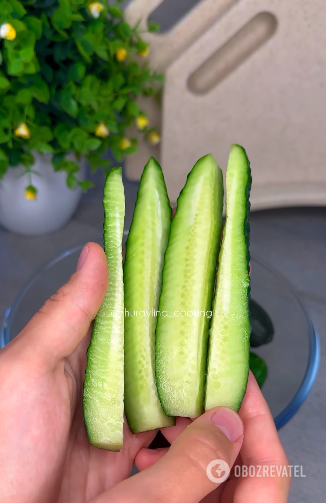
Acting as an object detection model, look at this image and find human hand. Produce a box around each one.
[0,243,290,503]
[127,372,291,503]
[0,243,156,503]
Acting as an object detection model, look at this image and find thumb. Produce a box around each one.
[12,243,108,365]
[106,407,244,503]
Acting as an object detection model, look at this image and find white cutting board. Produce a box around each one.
[125,0,326,209]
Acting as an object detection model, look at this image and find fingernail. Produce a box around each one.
[212,408,243,443]
[77,245,89,271]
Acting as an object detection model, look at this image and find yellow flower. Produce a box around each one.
[95,122,109,138]
[136,115,149,130]
[116,48,127,62]
[148,131,161,145]
[25,186,37,201]
[139,46,149,58]
[0,23,16,41]
[89,2,104,18]
[14,123,31,139]
[120,137,131,150]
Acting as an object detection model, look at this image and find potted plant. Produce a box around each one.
[0,0,162,235]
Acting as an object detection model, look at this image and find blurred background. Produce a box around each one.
[0,2,325,501]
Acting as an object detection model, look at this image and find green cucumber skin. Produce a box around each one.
[83,167,125,450]
[156,154,224,418]
[124,158,175,433]
[249,352,268,388]
[205,144,251,413]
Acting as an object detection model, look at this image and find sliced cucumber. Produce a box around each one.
[156,154,224,417]
[83,167,125,450]
[124,157,175,433]
[205,144,251,412]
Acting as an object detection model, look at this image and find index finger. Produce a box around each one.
[236,371,291,502]
[239,372,288,466]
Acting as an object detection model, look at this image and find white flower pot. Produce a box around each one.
[0,154,87,235]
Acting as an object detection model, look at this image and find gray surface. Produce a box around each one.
[149,0,202,33]
[0,168,325,502]
[122,0,203,33]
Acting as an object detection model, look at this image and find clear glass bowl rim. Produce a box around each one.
[1,240,320,431]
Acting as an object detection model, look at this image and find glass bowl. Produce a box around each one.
[1,242,319,430]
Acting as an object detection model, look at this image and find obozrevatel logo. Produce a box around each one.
[206,459,231,483]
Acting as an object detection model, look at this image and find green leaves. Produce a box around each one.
[79,179,94,191]
[79,32,98,54]
[61,95,79,117]
[20,47,34,63]
[25,104,35,120]
[0,130,10,144]
[29,76,50,103]
[0,73,11,91]
[0,0,14,16]
[127,100,139,117]
[11,0,26,18]
[7,59,24,76]
[53,151,97,191]
[29,125,53,145]
[107,6,123,18]
[26,124,54,155]
[54,123,72,150]
[4,29,38,77]
[52,0,72,30]
[148,21,160,33]
[79,75,100,107]
[70,13,84,22]
[60,83,78,117]
[68,62,86,83]
[0,148,8,161]
[85,138,101,151]
[16,88,33,104]
[0,0,163,192]
[24,16,42,39]
[54,123,102,155]
[112,73,125,90]
[118,22,132,39]
[66,172,77,189]
[75,41,91,63]
[52,154,80,189]
[70,127,88,151]
[113,96,127,112]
